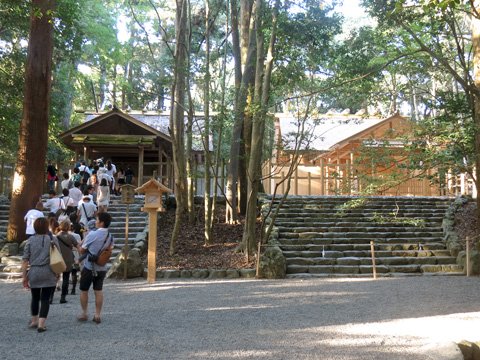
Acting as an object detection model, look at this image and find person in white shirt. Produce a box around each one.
[24,201,45,237]
[69,182,83,207]
[78,160,91,176]
[43,190,65,216]
[105,160,117,195]
[61,173,71,190]
[77,195,97,228]
[97,178,110,212]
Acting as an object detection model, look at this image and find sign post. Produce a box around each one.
[135,178,172,283]
[120,184,136,280]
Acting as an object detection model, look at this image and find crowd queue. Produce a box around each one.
[20,158,122,332]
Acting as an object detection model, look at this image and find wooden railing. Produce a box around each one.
[262,163,470,197]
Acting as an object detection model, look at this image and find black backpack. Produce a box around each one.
[80,171,90,184]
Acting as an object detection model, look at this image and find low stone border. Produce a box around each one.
[443,196,480,275]
[150,268,256,279]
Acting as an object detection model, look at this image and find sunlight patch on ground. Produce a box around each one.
[205,304,281,311]
[316,311,480,346]
[115,279,259,292]
[188,350,274,358]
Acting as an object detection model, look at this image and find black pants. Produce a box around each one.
[31,287,55,318]
[61,271,71,298]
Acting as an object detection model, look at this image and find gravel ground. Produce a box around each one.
[1,276,479,360]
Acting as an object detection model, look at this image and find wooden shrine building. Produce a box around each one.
[60,108,179,187]
[263,112,446,196]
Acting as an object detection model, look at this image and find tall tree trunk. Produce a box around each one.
[204,0,213,245]
[7,0,54,243]
[212,0,230,222]
[471,4,480,227]
[170,0,189,255]
[226,0,256,224]
[186,93,195,224]
[242,0,279,258]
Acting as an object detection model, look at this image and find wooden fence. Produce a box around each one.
[262,162,472,197]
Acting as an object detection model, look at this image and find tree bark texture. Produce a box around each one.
[225,0,257,224]
[7,0,55,242]
[170,0,189,255]
[471,3,480,226]
[204,0,213,245]
[242,0,280,257]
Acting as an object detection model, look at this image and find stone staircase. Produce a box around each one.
[0,195,148,281]
[266,196,463,278]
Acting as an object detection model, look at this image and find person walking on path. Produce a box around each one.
[46,161,57,192]
[24,200,45,238]
[77,212,114,324]
[77,195,97,228]
[97,178,110,212]
[43,190,65,218]
[55,220,80,304]
[21,217,61,333]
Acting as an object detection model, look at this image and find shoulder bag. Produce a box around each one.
[92,232,113,266]
[49,237,66,274]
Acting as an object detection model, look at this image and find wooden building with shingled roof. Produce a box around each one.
[60,107,210,189]
[263,112,449,196]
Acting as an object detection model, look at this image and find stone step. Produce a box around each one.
[279,243,447,252]
[0,272,22,281]
[1,256,23,265]
[272,204,452,211]
[282,249,452,258]
[266,195,452,202]
[279,231,444,239]
[285,255,456,267]
[285,271,464,279]
[279,237,444,246]
[272,220,443,227]
[286,263,463,275]
[0,263,22,273]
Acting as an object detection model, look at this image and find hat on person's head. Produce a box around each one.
[83,195,91,200]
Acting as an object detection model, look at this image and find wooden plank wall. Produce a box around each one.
[262,162,473,197]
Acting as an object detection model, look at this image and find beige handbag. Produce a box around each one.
[50,240,66,274]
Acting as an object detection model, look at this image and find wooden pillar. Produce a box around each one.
[157,145,163,181]
[147,209,158,283]
[138,146,144,187]
[320,158,325,195]
[346,159,351,195]
[294,168,298,195]
[307,171,311,195]
[167,156,172,190]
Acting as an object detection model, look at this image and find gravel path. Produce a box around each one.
[0,276,479,359]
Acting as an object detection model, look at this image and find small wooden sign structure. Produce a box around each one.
[135,178,172,283]
[120,184,136,280]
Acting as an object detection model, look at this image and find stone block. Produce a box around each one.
[334,265,359,274]
[191,269,209,278]
[257,245,286,279]
[208,269,227,279]
[0,243,18,257]
[225,269,240,278]
[239,269,256,278]
[359,265,389,274]
[163,270,181,278]
[107,250,145,279]
[180,270,192,278]
[336,257,360,266]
